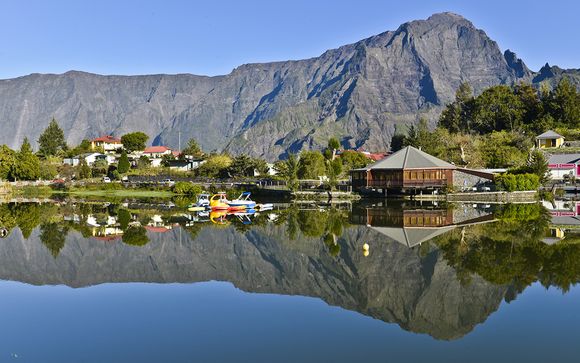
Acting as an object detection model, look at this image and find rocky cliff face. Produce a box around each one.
[0,12,574,159]
[0,223,509,340]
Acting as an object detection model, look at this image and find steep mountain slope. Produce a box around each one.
[0,12,575,159]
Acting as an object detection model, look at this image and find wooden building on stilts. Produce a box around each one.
[350,146,492,195]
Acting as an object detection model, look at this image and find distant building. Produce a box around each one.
[350,146,493,194]
[64,152,115,166]
[338,150,389,162]
[541,200,580,245]
[167,158,206,171]
[86,153,115,166]
[547,154,580,180]
[358,151,389,162]
[142,146,172,167]
[536,130,564,149]
[91,135,123,153]
[63,157,81,167]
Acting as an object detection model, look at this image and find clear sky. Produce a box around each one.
[0,0,577,79]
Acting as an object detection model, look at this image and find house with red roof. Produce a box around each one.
[141,146,173,167]
[91,135,123,153]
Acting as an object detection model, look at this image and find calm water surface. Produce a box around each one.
[0,200,578,362]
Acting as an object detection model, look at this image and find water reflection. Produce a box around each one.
[0,200,578,340]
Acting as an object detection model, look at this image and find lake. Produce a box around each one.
[0,199,578,362]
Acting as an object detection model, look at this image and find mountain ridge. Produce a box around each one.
[0,12,578,159]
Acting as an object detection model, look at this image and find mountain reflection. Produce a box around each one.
[0,200,579,340]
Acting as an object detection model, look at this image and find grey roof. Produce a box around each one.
[548,154,580,164]
[551,215,580,226]
[359,146,456,170]
[369,226,457,247]
[536,130,564,139]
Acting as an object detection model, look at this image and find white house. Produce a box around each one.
[64,153,114,167]
[81,153,115,166]
[547,154,580,180]
[141,146,172,167]
[167,159,206,171]
[91,135,123,153]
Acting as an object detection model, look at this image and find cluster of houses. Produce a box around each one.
[64,135,206,172]
[64,211,176,242]
[350,130,580,195]
[537,130,580,181]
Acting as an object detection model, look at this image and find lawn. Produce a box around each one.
[60,189,174,198]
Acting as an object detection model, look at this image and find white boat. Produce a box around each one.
[228,192,257,209]
[255,203,273,211]
[188,193,210,211]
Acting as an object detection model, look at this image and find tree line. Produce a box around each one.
[389,79,580,182]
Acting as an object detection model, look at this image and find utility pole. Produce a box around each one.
[178,130,181,153]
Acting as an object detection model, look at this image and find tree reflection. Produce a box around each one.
[122,226,149,246]
[435,203,580,292]
[39,222,69,257]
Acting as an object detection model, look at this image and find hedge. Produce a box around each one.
[495,173,539,192]
[173,182,203,196]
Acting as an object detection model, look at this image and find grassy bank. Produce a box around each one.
[61,189,174,198]
[9,183,174,199]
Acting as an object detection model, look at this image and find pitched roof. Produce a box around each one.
[536,130,564,139]
[369,226,457,247]
[358,146,456,170]
[548,153,580,164]
[143,146,171,153]
[93,135,121,143]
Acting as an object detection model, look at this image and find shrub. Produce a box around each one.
[496,173,539,191]
[173,182,203,196]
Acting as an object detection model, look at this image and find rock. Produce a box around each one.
[0,12,577,159]
[0,223,509,340]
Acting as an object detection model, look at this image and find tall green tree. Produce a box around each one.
[121,132,149,152]
[514,82,543,129]
[39,222,69,257]
[0,145,16,180]
[545,78,580,127]
[325,158,343,189]
[298,151,326,179]
[77,158,92,179]
[404,118,442,156]
[439,82,474,133]
[228,154,256,177]
[181,138,204,159]
[326,137,340,160]
[339,150,369,171]
[390,124,408,152]
[474,85,525,133]
[513,149,551,185]
[117,150,130,173]
[11,138,40,181]
[274,154,299,191]
[38,118,67,157]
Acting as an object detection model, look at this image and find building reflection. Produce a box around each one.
[350,202,496,248]
[542,200,580,244]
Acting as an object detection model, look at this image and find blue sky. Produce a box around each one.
[0,0,577,79]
